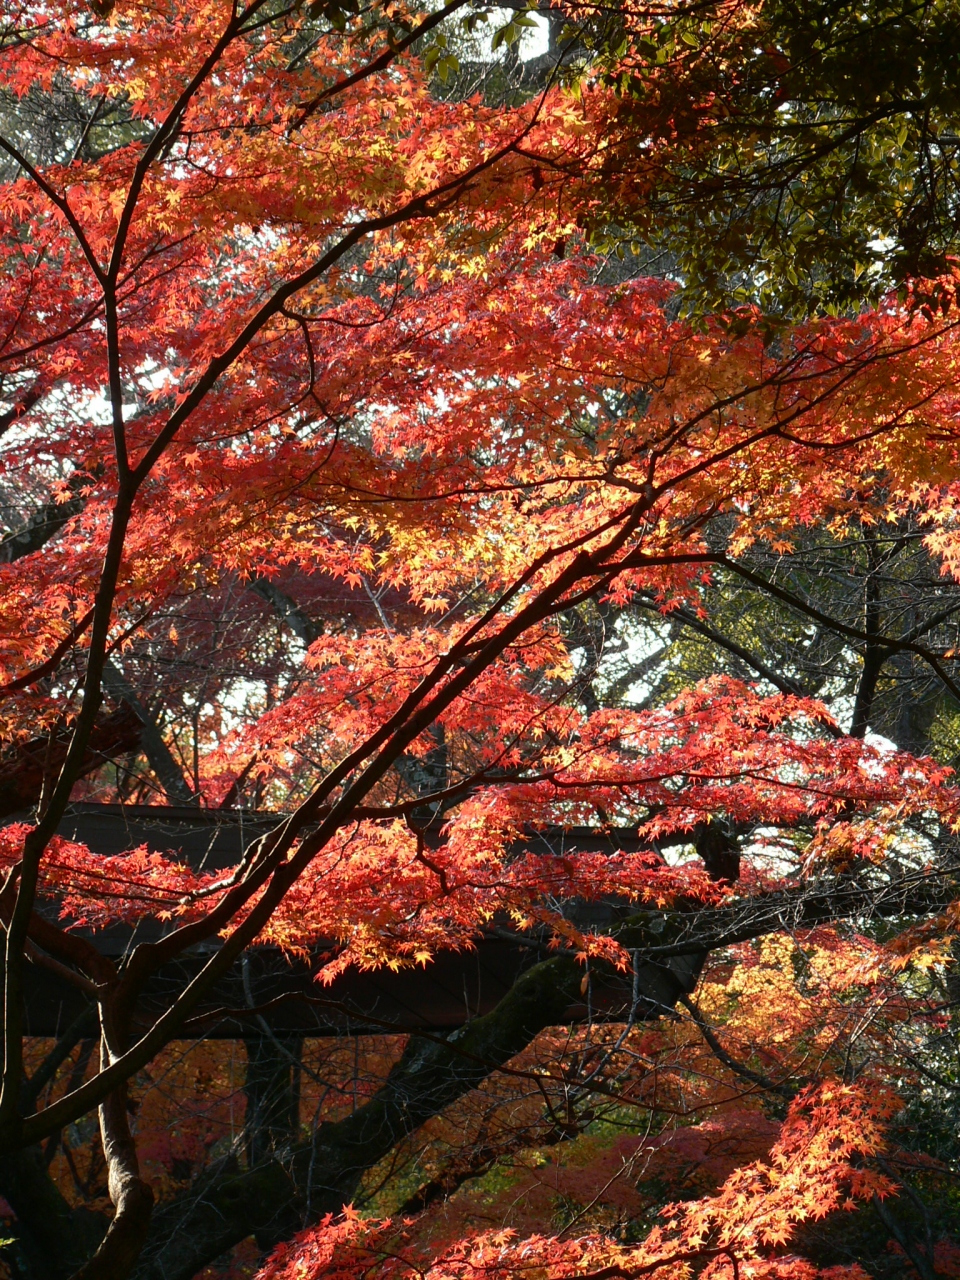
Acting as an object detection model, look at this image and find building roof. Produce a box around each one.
[20,804,700,1038]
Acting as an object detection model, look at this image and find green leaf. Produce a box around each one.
[491,21,515,50]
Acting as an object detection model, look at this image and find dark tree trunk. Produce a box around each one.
[242,1031,302,1168]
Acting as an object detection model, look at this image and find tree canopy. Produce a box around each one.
[3,2,960,1278]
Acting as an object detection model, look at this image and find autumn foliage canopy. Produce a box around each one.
[3,0,960,1277]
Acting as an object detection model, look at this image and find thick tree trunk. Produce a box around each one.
[0,1146,105,1280]
[242,1031,302,1169]
[132,952,588,1280]
[68,1078,154,1280]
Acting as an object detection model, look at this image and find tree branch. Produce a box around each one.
[101,660,195,806]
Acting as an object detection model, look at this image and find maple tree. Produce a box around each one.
[581,0,960,318]
[3,1,960,1278]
